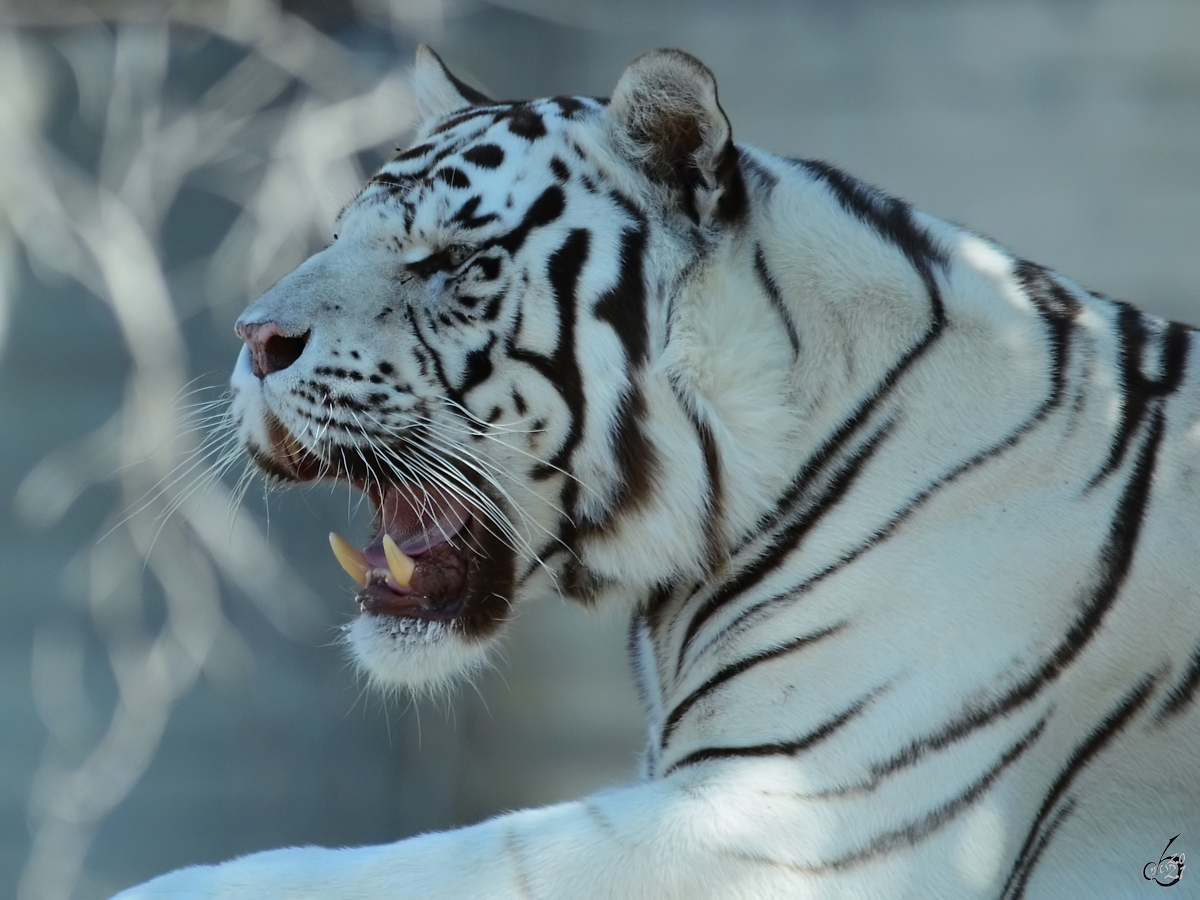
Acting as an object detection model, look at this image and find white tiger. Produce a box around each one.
[116,47,1200,899]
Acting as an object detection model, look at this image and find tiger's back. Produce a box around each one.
[118,47,1199,899]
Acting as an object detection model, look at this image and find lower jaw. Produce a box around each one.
[357,582,466,621]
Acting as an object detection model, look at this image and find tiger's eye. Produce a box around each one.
[445,244,473,267]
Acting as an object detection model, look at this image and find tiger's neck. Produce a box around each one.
[621,149,1064,783]
[626,149,956,577]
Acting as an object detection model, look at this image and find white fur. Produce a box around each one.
[118,49,1200,899]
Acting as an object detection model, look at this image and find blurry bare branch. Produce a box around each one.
[0,4,421,898]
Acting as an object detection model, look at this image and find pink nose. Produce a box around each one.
[235,321,310,378]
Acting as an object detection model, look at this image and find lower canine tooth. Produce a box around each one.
[382,534,416,588]
[329,532,369,586]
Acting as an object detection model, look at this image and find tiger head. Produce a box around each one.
[230,47,793,689]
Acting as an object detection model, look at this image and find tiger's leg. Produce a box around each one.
[111,777,778,900]
[110,765,1030,900]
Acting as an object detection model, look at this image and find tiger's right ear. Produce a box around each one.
[413,45,493,122]
[609,49,743,224]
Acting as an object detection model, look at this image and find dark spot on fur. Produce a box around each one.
[462,143,504,169]
[507,107,547,140]
[436,167,471,189]
[552,96,586,118]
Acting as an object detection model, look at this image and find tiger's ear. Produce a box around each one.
[609,49,744,223]
[413,45,493,122]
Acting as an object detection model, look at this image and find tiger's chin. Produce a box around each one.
[248,416,518,690]
[345,615,496,692]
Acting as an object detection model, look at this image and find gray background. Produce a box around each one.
[1,1,1198,898]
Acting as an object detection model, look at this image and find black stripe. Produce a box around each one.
[1005,801,1076,900]
[471,256,502,285]
[1090,307,1188,487]
[593,223,650,367]
[660,623,846,747]
[397,142,470,180]
[856,403,1168,787]
[678,419,895,664]
[394,142,434,162]
[640,583,677,629]
[451,196,499,230]
[723,163,947,561]
[404,308,458,402]
[817,718,1047,873]
[369,171,409,188]
[596,386,657,525]
[493,186,565,256]
[754,245,800,357]
[714,138,748,223]
[1157,642,1200,722]
[508,231,590,590]
[799,159,948,292]
[736,146,778,191]
[728,392,1166,794]
[721,272,1081,652]
[1013,261,1081,407]
[1001,673,1160,899]
[426,48,494,106]
[453,334,497,400]
[508,229,590,472]
[665,686,880,775]
[728,718,1046,877]
[429,107,500,138]
[674,387,726,573]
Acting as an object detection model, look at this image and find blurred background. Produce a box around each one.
[0,1,1197,897]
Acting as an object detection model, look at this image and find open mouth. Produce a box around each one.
[329,483,477,621]
[257,416,516,635]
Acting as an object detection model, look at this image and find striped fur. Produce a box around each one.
[118,47,1200,899]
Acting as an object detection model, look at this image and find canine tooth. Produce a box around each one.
[329,532,368,586]
[382,534,416,588]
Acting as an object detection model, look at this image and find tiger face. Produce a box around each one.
[230,48,744,688]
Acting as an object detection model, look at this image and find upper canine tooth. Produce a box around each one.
[329,532,369,586]
[382,534,416,588]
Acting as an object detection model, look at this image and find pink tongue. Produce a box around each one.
[362,486,470,567]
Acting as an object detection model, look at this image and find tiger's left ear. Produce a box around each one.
[610,49,745,224]
[413,45,493,123]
